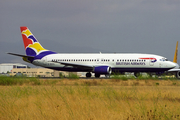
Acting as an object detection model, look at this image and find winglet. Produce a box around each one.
[173,41,178,63]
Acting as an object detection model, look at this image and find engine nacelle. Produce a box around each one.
[175,71,180,79]
[93,66,112,74]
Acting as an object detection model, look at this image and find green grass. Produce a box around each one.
[0,76,41,86]
[0,75,180,86]
[111,73,132,81]
[0,76,25,85]
[67,73,79,79]
[110,73,178,80]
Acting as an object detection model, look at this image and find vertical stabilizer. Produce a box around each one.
[20,26,47,56]
[20,27,56,63]
[173,41,178,63]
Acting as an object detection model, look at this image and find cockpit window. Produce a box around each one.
[160,58,168,61]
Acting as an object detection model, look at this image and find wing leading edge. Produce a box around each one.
[52,61,94,70]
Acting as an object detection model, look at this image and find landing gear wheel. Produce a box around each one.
[95,73,100,78]
[86,72,92,78]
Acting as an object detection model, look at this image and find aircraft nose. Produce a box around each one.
[173,62,180,69]
[168,62,176,68]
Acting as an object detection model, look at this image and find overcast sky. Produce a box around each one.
[1,0,180,67]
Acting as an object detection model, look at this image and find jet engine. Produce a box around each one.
[175,71,180,79]
[93,66,112,74]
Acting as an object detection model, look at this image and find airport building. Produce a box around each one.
[0,63,79,77]
[11,68,61,77]
[10,68,78,77]
[0,63,27,73]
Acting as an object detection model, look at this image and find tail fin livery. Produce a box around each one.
[20,27,47,56]
[8,27,56,63]
[173,41,178,63]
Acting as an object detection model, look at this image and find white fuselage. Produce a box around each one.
[32,53,176,73]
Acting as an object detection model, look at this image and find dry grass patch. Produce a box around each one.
[0,85,180,119]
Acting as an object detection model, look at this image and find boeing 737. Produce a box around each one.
[8,27,179,78]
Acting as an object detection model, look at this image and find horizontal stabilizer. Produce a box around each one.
[7,53,34,58]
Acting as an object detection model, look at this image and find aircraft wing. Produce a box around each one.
[7,53,35,58]
[168,69,180,72]
[52,61,93,69]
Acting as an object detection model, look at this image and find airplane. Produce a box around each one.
[8,26,178,78]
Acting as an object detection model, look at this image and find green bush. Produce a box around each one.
[59,72,64,78]
[67,73,79,79]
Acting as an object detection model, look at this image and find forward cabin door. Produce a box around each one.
[149,57,155,66]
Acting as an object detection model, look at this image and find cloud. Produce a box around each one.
[1,0,180,65]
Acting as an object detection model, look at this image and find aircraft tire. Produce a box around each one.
[95,73,100,78]
[86,72,92,78]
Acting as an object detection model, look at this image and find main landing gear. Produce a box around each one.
[86,72,92,78]
[86,72,110,78]
[95,73,100,78]
[86,72,101,78]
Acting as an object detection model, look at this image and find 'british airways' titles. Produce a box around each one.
[116,62,146,65]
